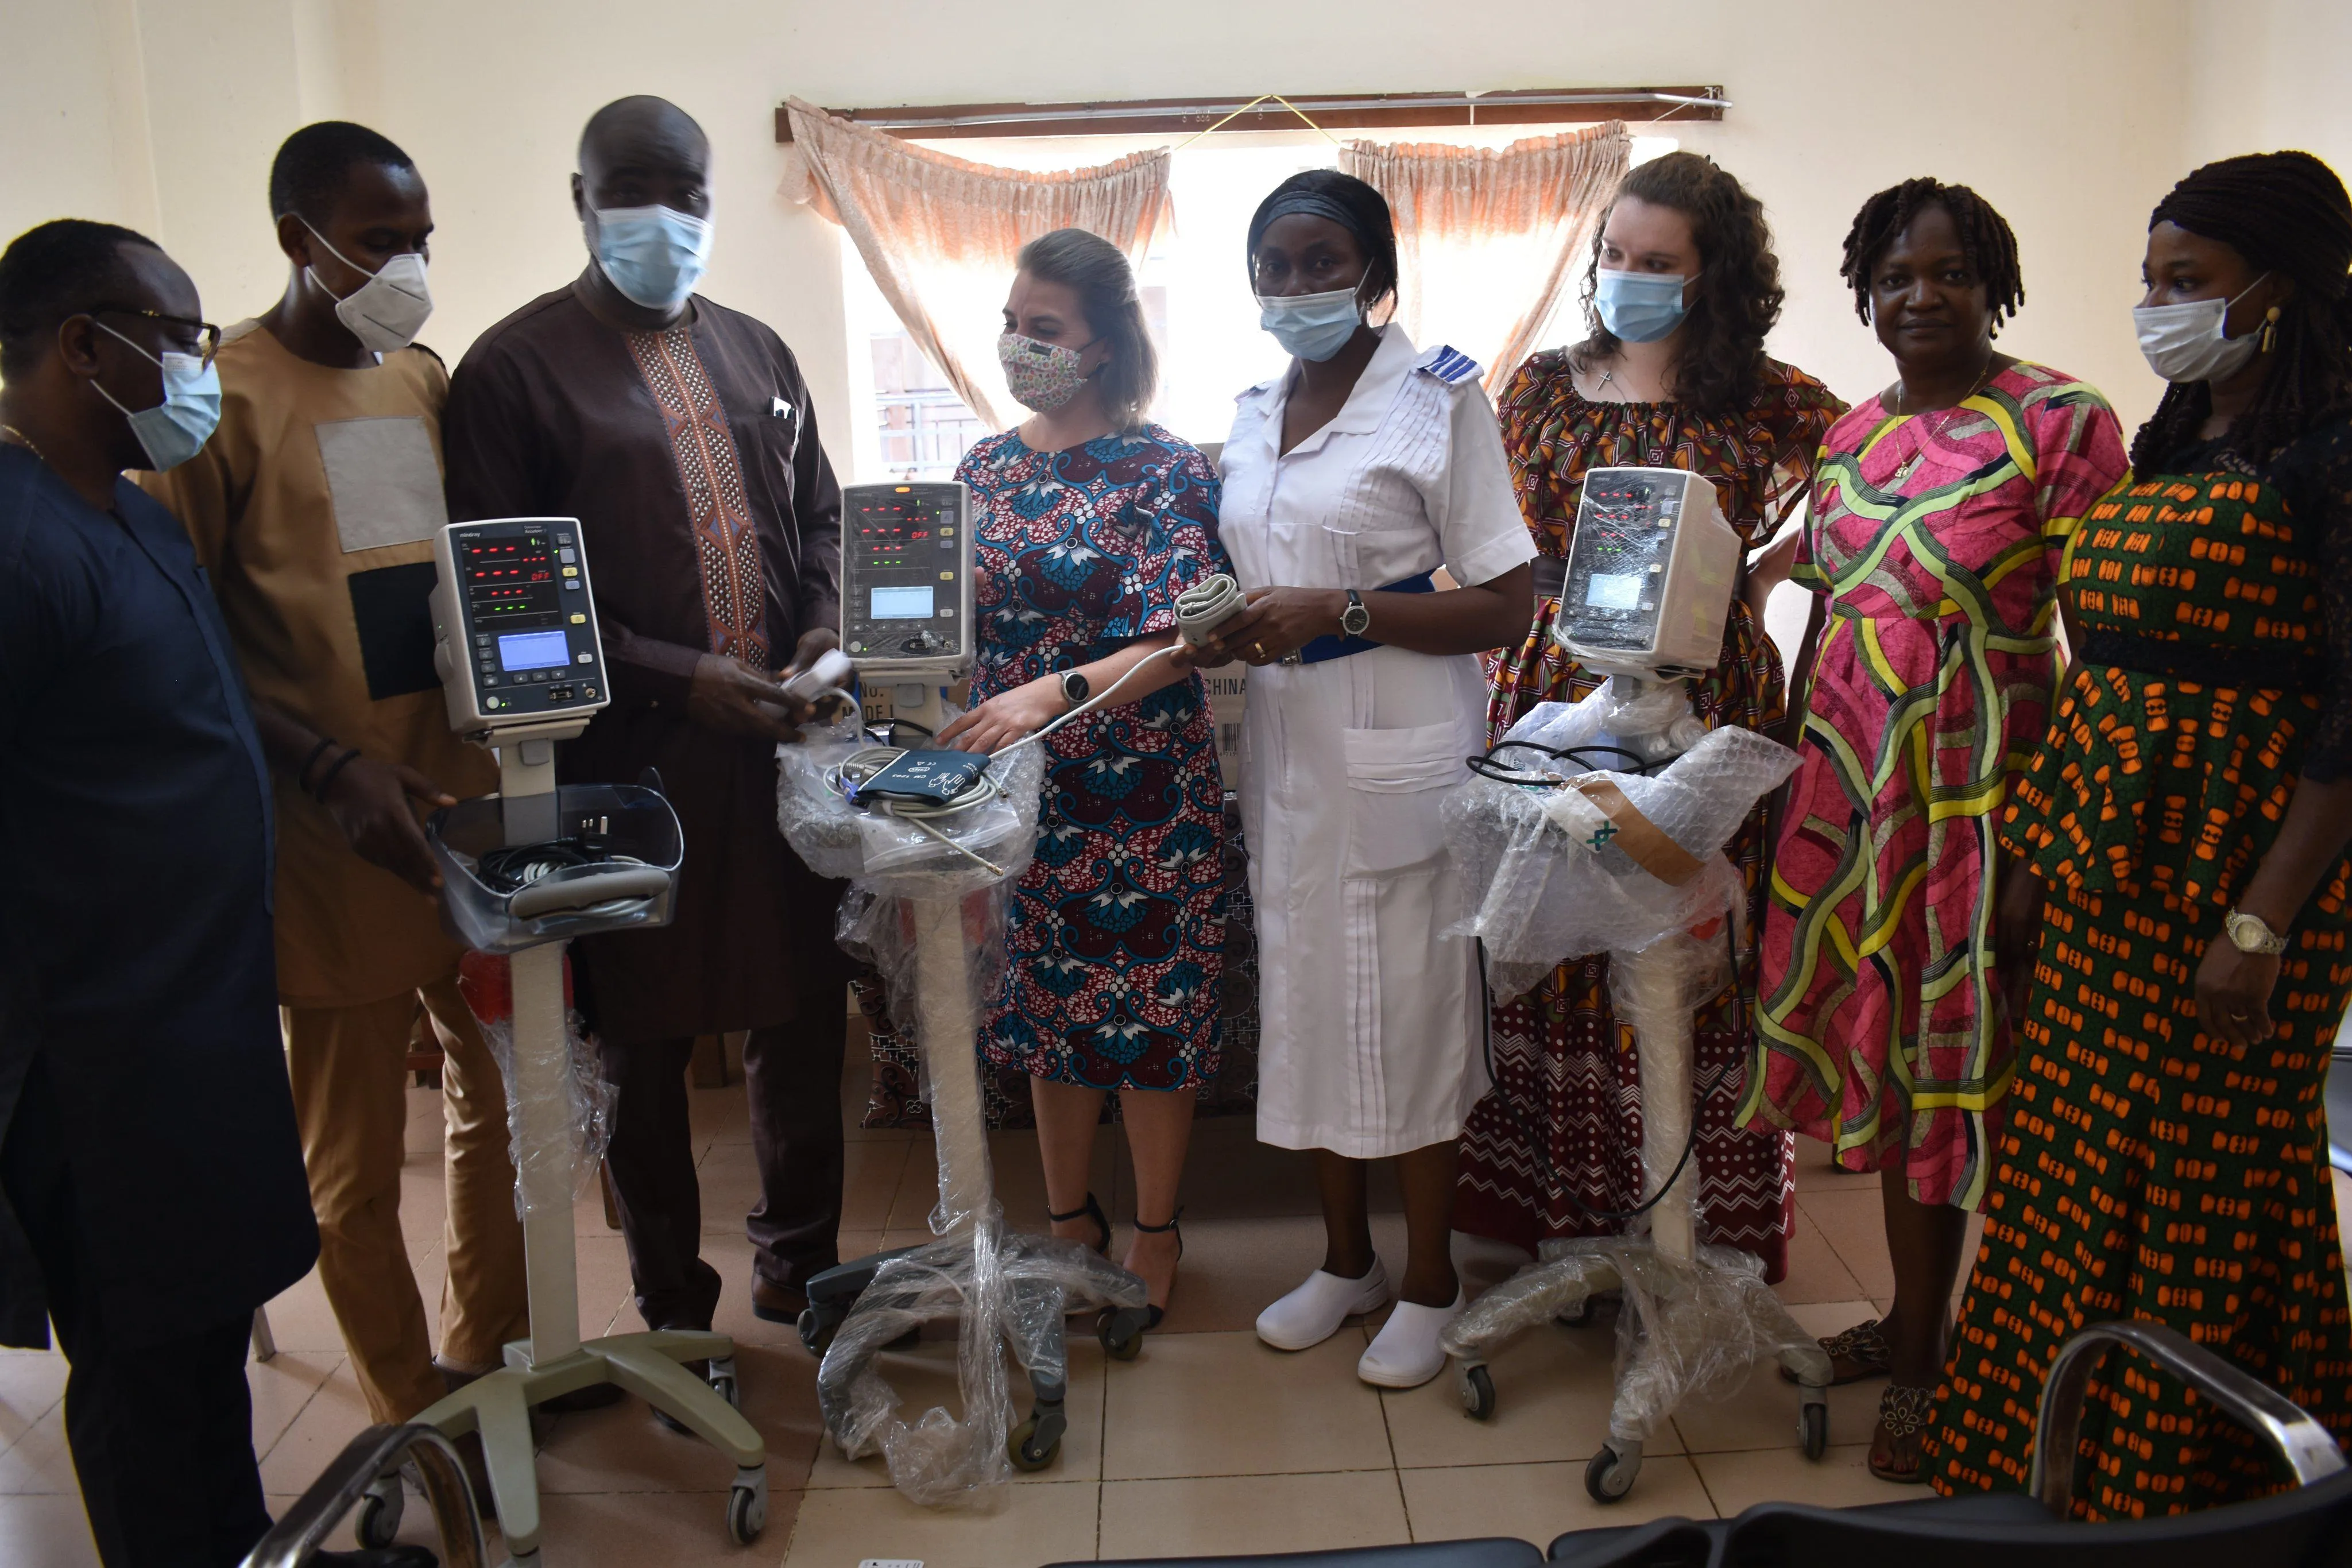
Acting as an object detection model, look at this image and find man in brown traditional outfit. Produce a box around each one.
[442,96,850,1335]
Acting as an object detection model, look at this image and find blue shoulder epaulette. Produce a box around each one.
[1416,344,1483,385]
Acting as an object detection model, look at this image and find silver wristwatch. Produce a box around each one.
[1340,588,1372,640]
[2223,908,2288,956]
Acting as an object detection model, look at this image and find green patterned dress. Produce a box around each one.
[1926,420,2352,1515]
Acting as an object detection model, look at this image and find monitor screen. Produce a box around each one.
[870,585,935,620]
[497,629,572,672]
[1583,573,1645,611]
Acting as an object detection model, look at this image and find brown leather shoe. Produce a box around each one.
[751,1277,810,1325]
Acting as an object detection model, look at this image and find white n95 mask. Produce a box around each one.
[301,221,433,355]
[2134,273,2269,385]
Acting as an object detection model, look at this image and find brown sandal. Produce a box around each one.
[1868,1384,1935,1484]
[1780,1317,1891,1385]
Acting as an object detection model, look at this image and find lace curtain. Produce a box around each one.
[1341,123,1631,393]
[779,97,1174,432]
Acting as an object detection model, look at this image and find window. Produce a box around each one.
[840,131,1676,483]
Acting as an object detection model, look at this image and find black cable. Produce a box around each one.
[1465,740,1656,787]
[1474,913,1754,1228]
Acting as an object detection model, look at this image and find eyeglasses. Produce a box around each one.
[88,306,222,369]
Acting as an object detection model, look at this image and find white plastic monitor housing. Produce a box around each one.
[840,482,973,730]
[1550,468,1742,680]
[430,516,610,742]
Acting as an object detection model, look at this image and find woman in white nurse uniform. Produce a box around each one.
[1192,172,1534,1388]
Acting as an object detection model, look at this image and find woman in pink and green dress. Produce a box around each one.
[1739,180,2126,1482]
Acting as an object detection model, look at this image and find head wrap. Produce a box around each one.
[1243,171,1397,300]
[2152,150,2352,304]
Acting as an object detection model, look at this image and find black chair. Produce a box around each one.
[1547,1320,2352,1567]
[1064,1540,1545,1568]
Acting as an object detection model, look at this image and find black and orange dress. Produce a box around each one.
[1927,419,2352,1515]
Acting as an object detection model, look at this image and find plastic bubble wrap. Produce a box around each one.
[1446,698,1798,1002]
[817,1219,1144,1506]
[456,950,614,1221]
[1441,1237,1831,1442]
[776,715,1049,901]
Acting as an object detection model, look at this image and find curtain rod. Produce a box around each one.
[775,87,1727,142]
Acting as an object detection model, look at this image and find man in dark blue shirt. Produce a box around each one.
[0,220,417,1568]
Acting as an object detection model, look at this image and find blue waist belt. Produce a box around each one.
[1295,571,1438,664]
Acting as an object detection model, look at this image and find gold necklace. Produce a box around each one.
[1891,354,1995,417]
[0,423,44,461]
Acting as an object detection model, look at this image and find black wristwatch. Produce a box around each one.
[1060,669,1090,708]
[1340,588,1372,639]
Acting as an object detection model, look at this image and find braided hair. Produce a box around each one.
[2130,150,2352,473]
[1838,178,2024,328]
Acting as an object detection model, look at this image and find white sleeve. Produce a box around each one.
[1429,381,1537,589]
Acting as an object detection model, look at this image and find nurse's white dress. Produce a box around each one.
[1220,326,1536,1159]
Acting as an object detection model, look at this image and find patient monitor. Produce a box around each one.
[1552,468,1742,680]
[842,481,973,679]
[429,516,611,735]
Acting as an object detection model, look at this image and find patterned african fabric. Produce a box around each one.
[1927,428,2352,1515]
[1456,351,1844,1276]
[1742,363,2127,1210]
[961,426,1232,1092]
[624,323,772,668]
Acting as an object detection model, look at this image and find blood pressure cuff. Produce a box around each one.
[347,561,442,699]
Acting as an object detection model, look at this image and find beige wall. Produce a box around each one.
[7,0,2347,463]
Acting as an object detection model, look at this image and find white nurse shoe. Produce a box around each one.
[1255,1260,1393,1351]
[1356,1290,1464,1388]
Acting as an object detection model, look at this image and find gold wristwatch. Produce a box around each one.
[2222,908,2288,957]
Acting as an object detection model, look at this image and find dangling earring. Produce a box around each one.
[2260,304,2281,354]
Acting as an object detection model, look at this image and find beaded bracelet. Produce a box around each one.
[311,747,362,803]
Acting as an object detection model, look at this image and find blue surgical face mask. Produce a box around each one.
[1258,285,1364,362]
[1595,268,1692,343]
[590,204,712,312]
[91,320,220,471]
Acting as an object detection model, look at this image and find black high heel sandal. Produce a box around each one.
[1047,1192,1112,1256]
[1130,1208,1184,1330]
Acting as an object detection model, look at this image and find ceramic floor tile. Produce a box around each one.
[261,1492,368,1553]
[1383,1307,1682,1468]
[247,1350,341,1461]
[1789,1136,1880,1194]
[259,1267,355,1356]
[535,1343,822,1497]
[690,1082,755,1145]
[256,1358,376,1496]
[1125,1211,1411,1336]
[0,1354,67,1454]
[1399,1455,1717,1545]
[0,1493,100,1567]
[1668,1353,1883,1457]
[782,1476,1098,1568]
[893,1129,1118,1235]
[697,1139,908,1237]
[1692,1441,1919,1512]
[1797,1187,1894,1300]
[536,1486,800,1566]
[1771,1209,1866,1306]
[614,1230,878,1351]
[1098,1470,1409,1559]
[1102,1328,1392,1479]
[807,1332,1105,1489]
[0,1403,73,1495]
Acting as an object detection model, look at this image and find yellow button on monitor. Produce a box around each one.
[941,571,953,580]
[571,613,586,624]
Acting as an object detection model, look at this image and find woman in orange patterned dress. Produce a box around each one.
[1455,152,1843,1277]
[1928,151,2352,1515]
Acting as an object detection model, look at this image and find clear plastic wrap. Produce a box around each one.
[1446,699,1798,1002]
[778,713,1146,1506]
[455,949,614,1219]
[1441,1237,1832,1442]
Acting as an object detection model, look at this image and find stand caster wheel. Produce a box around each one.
[1008,1408,1066,1471]
[726,1469,768,1546]
[709,1356,740,1408]
[798,1306,840,1356]
[1457,1363,1496,1421]
[1798,1398,1828,1459]
[355,1472,403,1548]
[1584,1442,1641,1503]
[1097,1306,1146,1362]
[1554,1296,1596,1328]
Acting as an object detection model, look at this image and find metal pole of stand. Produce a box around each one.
[1624,952,1696,1264]
[909,892,990,1236]
[508,940,581,1366]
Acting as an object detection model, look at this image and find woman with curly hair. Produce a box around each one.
[1739,179,2126,1482]
[1454,152,1843,1281]
[1928,150,2352,1515]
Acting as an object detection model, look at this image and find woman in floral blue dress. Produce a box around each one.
[939,229,1231,1324]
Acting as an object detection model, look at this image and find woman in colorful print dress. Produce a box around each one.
[1927,152,2352,1515]
[940,229,1231,1325]
[1456,152,1843,1281]
[1740,180,2127,1482]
